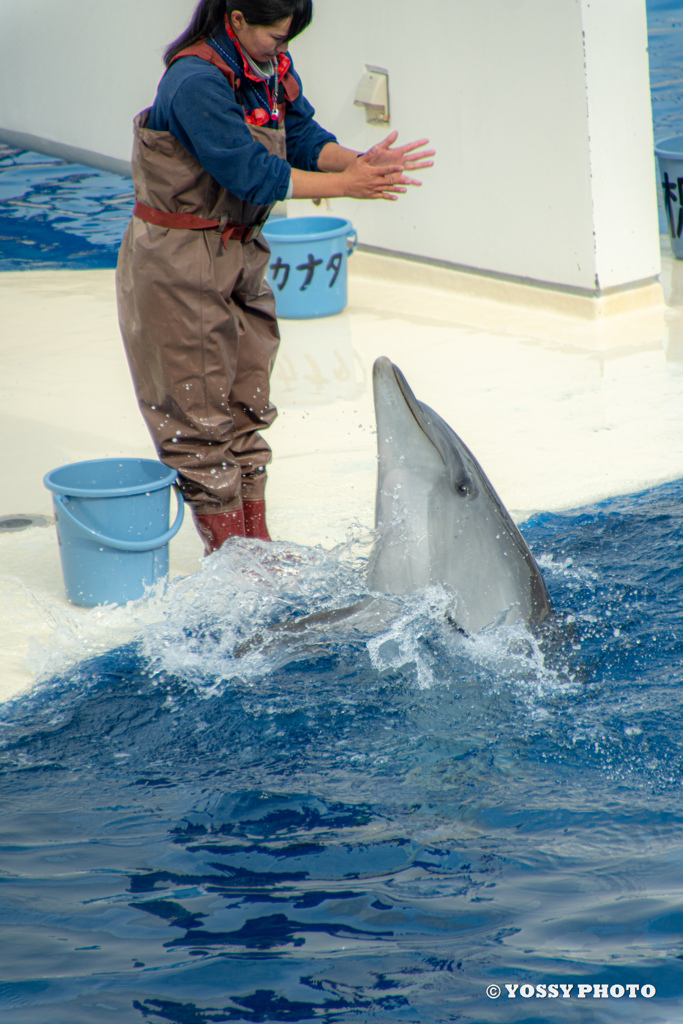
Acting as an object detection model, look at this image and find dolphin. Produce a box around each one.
[366,357,552,633]
[234,357,552,653]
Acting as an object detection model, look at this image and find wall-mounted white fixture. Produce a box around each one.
[354,65,390,125]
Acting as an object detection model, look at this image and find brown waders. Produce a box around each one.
[116,46,289,550]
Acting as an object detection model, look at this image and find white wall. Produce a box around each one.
[0,0,661,295]
[289,0,660,294]
[0,0,189,168]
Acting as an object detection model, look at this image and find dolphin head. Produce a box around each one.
[367,357,552,633]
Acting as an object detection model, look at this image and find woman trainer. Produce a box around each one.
[116,0,434,553]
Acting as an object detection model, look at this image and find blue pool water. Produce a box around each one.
[0,147,133,271]
[1,479,683,1023]
[648,0,683,141]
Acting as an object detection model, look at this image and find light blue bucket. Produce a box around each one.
[262,216,358,318]
[655,135,683,258]
[43,458,184,607]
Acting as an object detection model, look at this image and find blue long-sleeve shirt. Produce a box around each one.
[147,26,337,207]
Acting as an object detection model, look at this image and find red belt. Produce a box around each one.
[133,201,264,246]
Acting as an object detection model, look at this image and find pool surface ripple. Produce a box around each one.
[0,481,682,1022]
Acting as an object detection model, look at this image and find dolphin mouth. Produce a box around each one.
[389,362,424,425]
[373,357,459,479]
[373,357,441,456]
[374,357,422,423]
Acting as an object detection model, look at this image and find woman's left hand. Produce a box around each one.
[364,131,435,185]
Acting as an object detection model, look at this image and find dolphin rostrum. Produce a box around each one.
[366,357,552,633]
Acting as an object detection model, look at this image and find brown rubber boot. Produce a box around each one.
[243,499,271,541]
[193,508,246,554]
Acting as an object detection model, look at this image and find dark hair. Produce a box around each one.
[164,0,313,66]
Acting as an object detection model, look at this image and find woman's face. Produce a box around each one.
[230,12,293,62]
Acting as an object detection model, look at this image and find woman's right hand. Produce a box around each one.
[290,153,422,202]
[339,152,416,201]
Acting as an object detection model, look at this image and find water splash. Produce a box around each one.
[3,483,683,1023]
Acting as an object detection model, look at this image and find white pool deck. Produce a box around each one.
[2,243,683,701]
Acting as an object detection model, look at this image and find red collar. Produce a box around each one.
[224,16,291,84]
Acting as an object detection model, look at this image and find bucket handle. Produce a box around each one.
[347,228,358,255]
[53,488,185,552]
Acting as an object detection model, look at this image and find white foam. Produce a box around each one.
[24,527,583,710]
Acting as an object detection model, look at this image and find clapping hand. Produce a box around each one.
[364,131,435,187]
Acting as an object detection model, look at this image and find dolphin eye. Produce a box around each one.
[457,482,469,495]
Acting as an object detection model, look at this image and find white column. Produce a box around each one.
[581,0,661,291]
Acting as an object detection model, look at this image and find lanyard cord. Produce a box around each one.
[210,36,278,120]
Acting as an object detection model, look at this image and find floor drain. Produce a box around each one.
[0,514,53,533]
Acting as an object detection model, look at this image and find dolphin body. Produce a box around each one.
[366,357,552,633]
[235,357,552,654]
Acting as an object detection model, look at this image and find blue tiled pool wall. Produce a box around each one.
[0,0,680,271]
